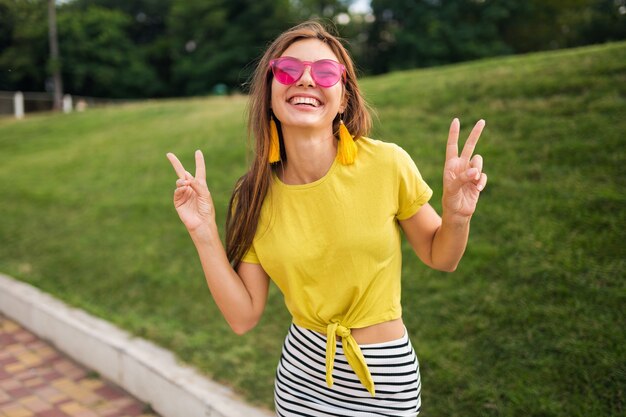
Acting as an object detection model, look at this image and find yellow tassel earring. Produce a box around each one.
[268,117,280,163]
[337,117,357,165]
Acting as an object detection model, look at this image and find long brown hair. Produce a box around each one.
[226,20,372,268]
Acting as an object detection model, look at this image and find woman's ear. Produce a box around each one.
[339,86,348,113]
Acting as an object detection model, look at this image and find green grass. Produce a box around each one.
[1,42,625,416]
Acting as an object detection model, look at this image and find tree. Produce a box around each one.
[500,0,590,52]
[562,0,626,47]
[366,0,514,74]
[365,0,626,74]
[70,0,175,96]
[291,0,350,19]
[57,5,162,98]
[0,0,49,92]
[168,0,293,95]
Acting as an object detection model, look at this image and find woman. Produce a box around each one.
[166,21,487,417]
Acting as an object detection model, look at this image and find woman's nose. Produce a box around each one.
[296,65,316,87]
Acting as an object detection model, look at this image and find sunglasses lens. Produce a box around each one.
[271,58,344,87]
[273,58,303,85]
[312,60,343,87]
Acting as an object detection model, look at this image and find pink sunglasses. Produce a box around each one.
[269,57,346,88]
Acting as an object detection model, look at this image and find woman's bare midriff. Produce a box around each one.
[320,318,406,344]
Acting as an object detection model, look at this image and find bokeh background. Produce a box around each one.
[2,0,626,100]
[1,1,625,416]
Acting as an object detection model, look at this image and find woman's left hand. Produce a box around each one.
[442,118,488,219]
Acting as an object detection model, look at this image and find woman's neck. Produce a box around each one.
[278,125,337,185]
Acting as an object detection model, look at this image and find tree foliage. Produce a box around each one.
[365,0,626,74]
[0,0,624,98]
[57,5,162,98]
[0,0,48,91]
[291,0,350,19]
[167,0,293,95]
[365,0,514,73]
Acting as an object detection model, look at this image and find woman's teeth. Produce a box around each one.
[290,96,321,107]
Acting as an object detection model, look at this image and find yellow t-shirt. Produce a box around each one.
[242,137,432,395]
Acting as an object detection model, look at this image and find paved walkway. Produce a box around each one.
[0,314,159,417]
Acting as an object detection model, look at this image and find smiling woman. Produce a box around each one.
[269,38,349,166]
[166,20,488,416]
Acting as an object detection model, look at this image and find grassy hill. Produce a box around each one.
[1,41,624,416]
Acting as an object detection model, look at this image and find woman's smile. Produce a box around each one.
[288,94,323,110]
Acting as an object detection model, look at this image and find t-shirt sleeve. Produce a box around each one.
[241,243,260,264]
[395,145,433,220]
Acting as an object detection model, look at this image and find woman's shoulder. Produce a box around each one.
[356,136,405,164]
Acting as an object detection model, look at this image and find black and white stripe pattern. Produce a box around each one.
[274,323,421,416]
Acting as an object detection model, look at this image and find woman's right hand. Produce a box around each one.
[166,150,215,233]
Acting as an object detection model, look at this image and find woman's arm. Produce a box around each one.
[399,204,471,272]
[400,119,488,272]
[190,225,270,334]
[167,151,270,335]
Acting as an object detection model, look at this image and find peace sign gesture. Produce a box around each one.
[166,150,215,232]
[442,119,488,219]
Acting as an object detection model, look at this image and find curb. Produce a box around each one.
[0,273,274,417]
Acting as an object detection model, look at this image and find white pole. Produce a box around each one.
[62,94,72,113]
[14,91,24,119]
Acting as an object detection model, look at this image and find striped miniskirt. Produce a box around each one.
[274,323,422,416]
